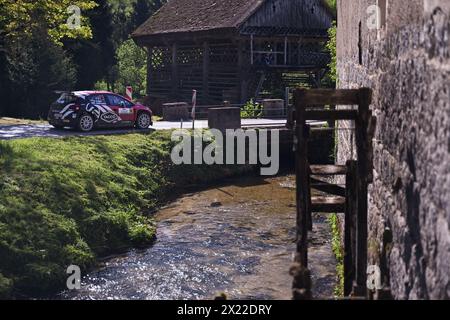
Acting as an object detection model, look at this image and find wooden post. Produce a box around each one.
[353,88,372,297]
[171,42,178,98]
[284,37,288,65]
[344,160,357,296]
[202,42,210,104]
[292,89,312,300]
[294,89,310,268]
[146,46,153,96]
[250,35,254,65]
[238,40,247,103]
[306,162,313,232]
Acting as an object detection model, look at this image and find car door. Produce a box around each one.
[106,94,135,126]
[86,94,120,126]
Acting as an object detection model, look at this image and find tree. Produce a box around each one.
[0,0,97,46]
[6,25,77,118]
[115,39,147,97]
[131,0,165,31]
[64,0,116,90]
[0,0,96,118]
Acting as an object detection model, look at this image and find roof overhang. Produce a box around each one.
[132,27,239,47]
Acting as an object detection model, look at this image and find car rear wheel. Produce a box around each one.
[136,112,151,130]
[77,114,94,132]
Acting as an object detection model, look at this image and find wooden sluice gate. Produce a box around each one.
[290,88,377,300]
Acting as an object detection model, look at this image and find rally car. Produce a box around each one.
[48,91,153,132]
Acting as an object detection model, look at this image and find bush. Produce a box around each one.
[0,273,12,299]
[241,100,263,119]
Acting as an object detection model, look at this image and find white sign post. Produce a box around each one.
[191,90,197,130]
[125,86,133,101]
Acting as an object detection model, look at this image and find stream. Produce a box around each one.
[59,175,336,300]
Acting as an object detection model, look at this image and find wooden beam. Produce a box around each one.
[310,178,346,197]
[305,110,358,121]
[311,196,345,213]
[295,88,371,106]
[310,165,348,176]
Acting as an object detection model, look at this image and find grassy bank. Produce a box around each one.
[0,131,252,298]
[0,118,46,126]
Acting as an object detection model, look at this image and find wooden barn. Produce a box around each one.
[132,0,334,105]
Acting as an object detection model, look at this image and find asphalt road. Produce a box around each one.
[0,119,288,140]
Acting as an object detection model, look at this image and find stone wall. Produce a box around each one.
[336,0,450,299]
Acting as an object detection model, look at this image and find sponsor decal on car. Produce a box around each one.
[85,103,122,124]
[85,103,102,120]
[118,108,133,115]
[58,103,75,120]
[101,112,121,123]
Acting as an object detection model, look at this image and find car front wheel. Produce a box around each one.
[136,112,151,130]
[77,114,94,132]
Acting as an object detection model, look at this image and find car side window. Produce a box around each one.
[88,95,107,105]
[107,95,133,108]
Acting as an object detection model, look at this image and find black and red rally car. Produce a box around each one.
[48,91,153,132]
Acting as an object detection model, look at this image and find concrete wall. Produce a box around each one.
[208,107,241,133]
[336,0,450,299]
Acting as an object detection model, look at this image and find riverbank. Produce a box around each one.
[0,131,253,298]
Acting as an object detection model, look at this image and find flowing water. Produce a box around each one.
[59,175,336,300]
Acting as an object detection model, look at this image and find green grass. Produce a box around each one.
[0,131,253,298]
[328,213,344,297]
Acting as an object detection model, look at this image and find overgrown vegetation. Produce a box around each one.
[328,213,344,297]
[0,132,252,298]
[325,21,337,84]
[326,0,337,12]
